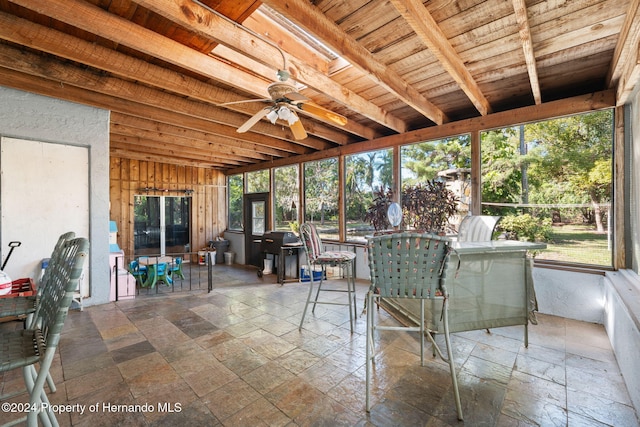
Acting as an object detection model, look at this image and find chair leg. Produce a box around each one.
[419,299,425,366]
[365,290,374,412]
[311,266,324,313]
[442,298,464,421]
[299,268,316,331]
[346,261,354,333]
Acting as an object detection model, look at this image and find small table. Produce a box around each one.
[138,256,173,288]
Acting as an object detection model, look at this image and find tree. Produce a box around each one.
[480,128,522,216]
[402,135,471,184]
[304,158,338,224]
[525,110,612,232]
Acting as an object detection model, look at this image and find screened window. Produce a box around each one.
[481,110,613,267]
[304,158,338,240]
[246,169,269,193]
[401,135,471,230]
[345,149,393,241]
[228,174,243,231]
[274,165,299,232]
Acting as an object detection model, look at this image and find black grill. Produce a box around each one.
[261,231,299,255]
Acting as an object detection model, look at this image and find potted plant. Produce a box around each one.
[366,180,459,234]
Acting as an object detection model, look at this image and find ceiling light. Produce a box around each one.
[267,106,299,125]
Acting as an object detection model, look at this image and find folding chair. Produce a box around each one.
[366,232,463,420]
[0,237,89,427]
[298,223,357,332]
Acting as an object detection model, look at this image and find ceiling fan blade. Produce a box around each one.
[285,91,308,102]
[217,98,271,107]
[289,116,308,140]
[296,102,348,126]
[237,108,270,133]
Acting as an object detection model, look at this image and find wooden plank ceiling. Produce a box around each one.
[0,0,638,171]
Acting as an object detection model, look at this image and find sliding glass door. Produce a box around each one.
[134,195,190,256]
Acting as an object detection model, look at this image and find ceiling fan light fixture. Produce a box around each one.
[267,106,298,125]
[278,106,298,125]
[266,109,279,124]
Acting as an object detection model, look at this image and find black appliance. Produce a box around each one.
[258,231,302,282]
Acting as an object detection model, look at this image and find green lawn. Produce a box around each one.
[535,224,612,266]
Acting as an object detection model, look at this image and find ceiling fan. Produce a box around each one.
[219,71,348,140]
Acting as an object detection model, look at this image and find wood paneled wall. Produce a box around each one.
[109,157,227,256]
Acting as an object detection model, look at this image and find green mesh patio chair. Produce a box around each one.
[366,232,463,420]
[298,223,357,333]
[0,236,89,427]
[0,231,76,394]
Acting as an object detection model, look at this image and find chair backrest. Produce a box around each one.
[457,215,501,242]
[39,231,76,290]
[34,237,89,350]
[367,233,451,299]
[300,223,323,261]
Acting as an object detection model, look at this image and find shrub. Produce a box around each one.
[498,214,552,242]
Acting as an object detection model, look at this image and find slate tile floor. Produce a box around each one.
[1,264,638,426]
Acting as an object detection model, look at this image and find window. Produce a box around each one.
[481,110,613,267]
[274,165,299,232]
[304,158,338,240]
[134,196,190,256]
[401,135,471,229]
[228,174,243,230]
[246,169,269,193]
[345,149,392,241]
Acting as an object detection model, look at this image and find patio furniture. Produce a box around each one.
[0,236,89,427]
[127,259,147,287]
[378,240,546,352]
[365,232,463,419]
[0,232,76,323]
[298,223,357,333]
[169,256,185,280]
[457,215,501,242]
[138,256,173,288]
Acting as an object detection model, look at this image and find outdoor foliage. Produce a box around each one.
[364,187,394,231]
[498,214,552,242]
[365,181,459,234]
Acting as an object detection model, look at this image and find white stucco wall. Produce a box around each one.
[0,86,110,306]
[533,267,604,323]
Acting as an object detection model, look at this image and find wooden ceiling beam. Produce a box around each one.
[227,90,615,175]
[0,61,313,169]
[0,41,335,153]
[110,128,261,164]
[388,0,491,116]
[10,0,276,91]
[136,0,407,133]
[110,114,293,158]
[261,0,447,126]
[111,124,274,163]
[4,0,374,142]
[607,0,640,104]
[110,145,227,169]
[512,0,541,105]
[0,10,359,144]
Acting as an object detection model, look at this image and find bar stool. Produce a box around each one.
[298,223,357,333]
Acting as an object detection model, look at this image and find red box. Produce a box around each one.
[0,278,36,298]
